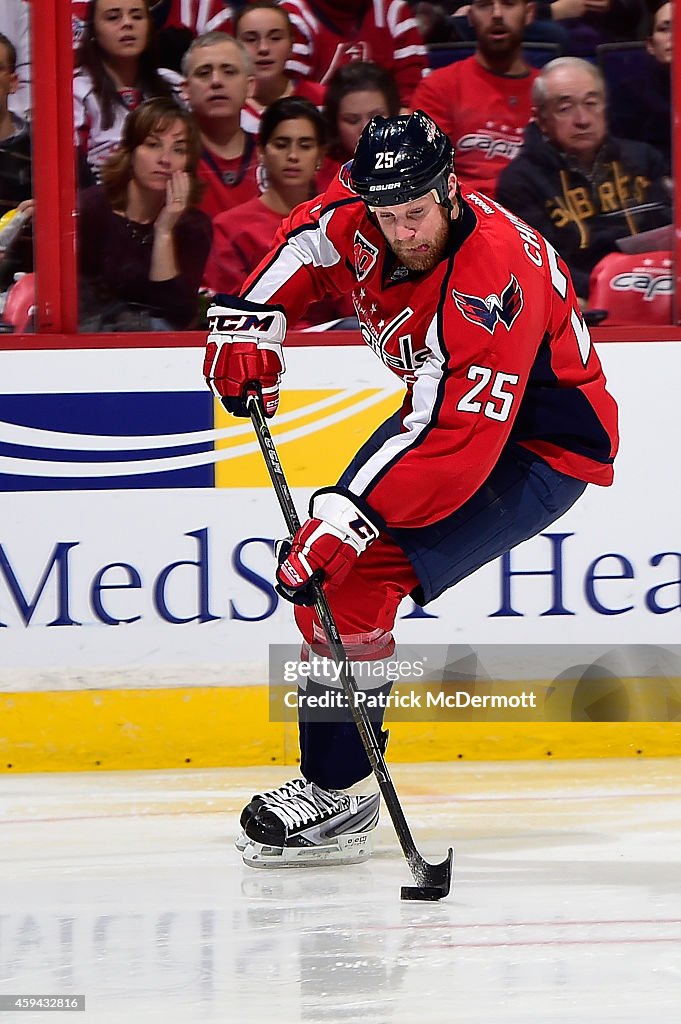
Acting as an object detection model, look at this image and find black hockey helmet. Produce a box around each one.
[350,110,455,209]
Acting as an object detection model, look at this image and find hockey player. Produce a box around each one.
[203,111,619,868]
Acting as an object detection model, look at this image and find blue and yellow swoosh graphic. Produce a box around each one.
[0,388,399,490]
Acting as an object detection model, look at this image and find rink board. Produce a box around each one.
[1,686,680,772]
[1,341,680,770]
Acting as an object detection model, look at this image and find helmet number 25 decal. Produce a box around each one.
[375,152,395,169]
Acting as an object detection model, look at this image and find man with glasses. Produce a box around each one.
[410,0,538,197]
[497,56,672,302]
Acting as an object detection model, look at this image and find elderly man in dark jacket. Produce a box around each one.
[497,57,671,302]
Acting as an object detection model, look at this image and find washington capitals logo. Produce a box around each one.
[452,274,524,335]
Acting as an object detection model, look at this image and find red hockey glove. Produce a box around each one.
[276,490,381,606]
[204,299,286,418]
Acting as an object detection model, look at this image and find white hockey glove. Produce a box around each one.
[203,296,286,418]
[276,489,381,606]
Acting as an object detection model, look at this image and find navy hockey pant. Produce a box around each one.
[294,441,587,790]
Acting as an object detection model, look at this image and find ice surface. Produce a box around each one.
[1,759,679,1023]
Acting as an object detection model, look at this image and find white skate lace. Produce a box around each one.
[268,784,354,830]
[257,778,307,805]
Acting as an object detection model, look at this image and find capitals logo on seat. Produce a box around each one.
[452,274,524,335]
[354,231,379,282]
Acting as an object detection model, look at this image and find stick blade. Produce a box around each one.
[400,884,447,902]
[402,846,453,901]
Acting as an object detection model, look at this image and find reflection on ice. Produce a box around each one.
[1,760,680,1022]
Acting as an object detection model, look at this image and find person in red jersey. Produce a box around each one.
[235,1,325,136]
[410,0,538,197]
[181,31,261,219]
[280,0,427,109]
[203,111,618,867]
[204,96,349,326]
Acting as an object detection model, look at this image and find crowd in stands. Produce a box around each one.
[0,0,675,331]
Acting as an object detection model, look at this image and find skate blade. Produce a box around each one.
[242,831,373,869]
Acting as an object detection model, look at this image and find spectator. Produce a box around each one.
[74,0,182,185]
[280,0,428,109]
[148,0,239,73]
[411,0,539,197]
[236,1,326,136]
[72,1,236,51]
[542,0,646,57]
[181,31,262,219]
[78,97,212,330]
[317,61,400,191]
[0,29,32,290]
[451,1,645,56]
[205,96,349,326]
[496,57,671,302]
[607,0,671,165]
[0,0,30,119]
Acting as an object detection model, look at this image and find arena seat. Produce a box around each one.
[596,41,648,94]
[587,252,673,326]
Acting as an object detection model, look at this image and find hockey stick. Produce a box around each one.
[245,391,453,901]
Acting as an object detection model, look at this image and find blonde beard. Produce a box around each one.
[391,217,448,272]
[389,214,450,272]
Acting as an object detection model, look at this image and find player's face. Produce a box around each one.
[337,90,392,158]
[183,42,255,121]
[94,0,150,61]
[131,119,189,193]
[374,192,451,272]
[468,0,530,61]
[261,117,322,190]
[237,8,291,83]
[537,66,607,165]
[647,3,672,64]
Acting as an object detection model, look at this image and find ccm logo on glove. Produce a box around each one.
[204,301,287,418]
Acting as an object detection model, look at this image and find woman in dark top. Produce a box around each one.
[78,97,212,330]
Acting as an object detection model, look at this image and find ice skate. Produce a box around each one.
[234,777,308,851]
[241,781,379,868]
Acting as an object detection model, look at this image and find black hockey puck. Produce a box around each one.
[400,885,446,902]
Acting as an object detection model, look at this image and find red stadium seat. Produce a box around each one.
[587,252,673,326]
[1,272,36,332]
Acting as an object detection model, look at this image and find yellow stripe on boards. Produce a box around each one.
[214,389,400,488]
[0,686,679,773]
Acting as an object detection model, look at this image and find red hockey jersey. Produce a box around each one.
[280,0,427,108]
[240,175,619,530]
[196,137,262,220]
[204,195,351,327]
[410,56,538,198]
